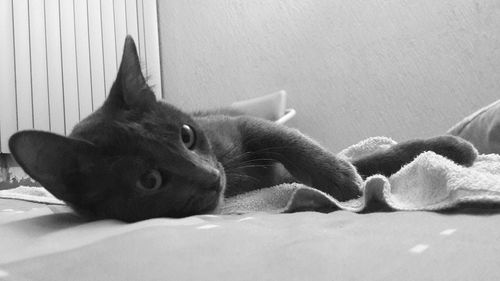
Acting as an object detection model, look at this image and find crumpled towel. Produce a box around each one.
[218,137,500,214]
[2,137,500,214]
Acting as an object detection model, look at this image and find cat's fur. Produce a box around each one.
[9,36,477,222]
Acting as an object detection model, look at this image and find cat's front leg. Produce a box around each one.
[237,117,362,201]
[352,135,477,178]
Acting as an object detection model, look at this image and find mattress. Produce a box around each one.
[1,198,499,281]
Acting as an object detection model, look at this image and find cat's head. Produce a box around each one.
[9,36,225,221]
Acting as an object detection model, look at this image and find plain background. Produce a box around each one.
[158,0,500,152]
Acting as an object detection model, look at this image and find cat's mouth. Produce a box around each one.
[217,162,227,192]
[187,162,226,214]
[209,162,226,205]
[206,180,223,193]
[211,162,226,195]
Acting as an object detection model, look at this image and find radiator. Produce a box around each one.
[0,0,162,153]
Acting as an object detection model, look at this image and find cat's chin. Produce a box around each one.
[207,192,225,215]
[190,191,223,216]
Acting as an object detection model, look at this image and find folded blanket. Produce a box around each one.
[2,137,500,215]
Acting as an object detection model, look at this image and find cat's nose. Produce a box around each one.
[205,167,220,181]
[203,169,221,191]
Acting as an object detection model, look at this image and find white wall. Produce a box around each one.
[158,0,500,152]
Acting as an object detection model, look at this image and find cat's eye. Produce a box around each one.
[181,124,196,149]
[136,170,162,191]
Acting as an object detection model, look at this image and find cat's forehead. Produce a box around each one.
[70,101,196,147]
[155,100,194,124]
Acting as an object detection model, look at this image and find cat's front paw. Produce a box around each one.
[313,159,363,201]
[426,135,478,167]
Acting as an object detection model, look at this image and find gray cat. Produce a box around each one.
[9,36,476,221]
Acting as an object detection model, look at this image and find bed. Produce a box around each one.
[1,93,500,281]
[2,201,500,281]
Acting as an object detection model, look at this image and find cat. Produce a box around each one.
[9,36,477,222]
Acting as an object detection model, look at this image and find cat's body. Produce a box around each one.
[9,36,477,221]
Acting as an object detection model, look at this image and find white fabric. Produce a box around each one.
[220,137,500,214]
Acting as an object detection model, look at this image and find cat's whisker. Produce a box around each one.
[224,157,274,167]
[224,172,260,183]
[237,158,275,164]
[245,148,305,176]
[220,149,254,165]
[231,164,274,170]
[223,159,275,171]
[221,150,276,168]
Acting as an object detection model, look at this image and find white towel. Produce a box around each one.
[219,137,500,214]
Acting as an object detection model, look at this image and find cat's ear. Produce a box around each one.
[106,35,156,111]
[9,131,97,201]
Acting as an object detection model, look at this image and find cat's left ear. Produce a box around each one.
[106,35,156,111]
[8,130,98,201]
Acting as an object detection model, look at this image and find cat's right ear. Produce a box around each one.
[8,131,97,201]
[105,35,156,112]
